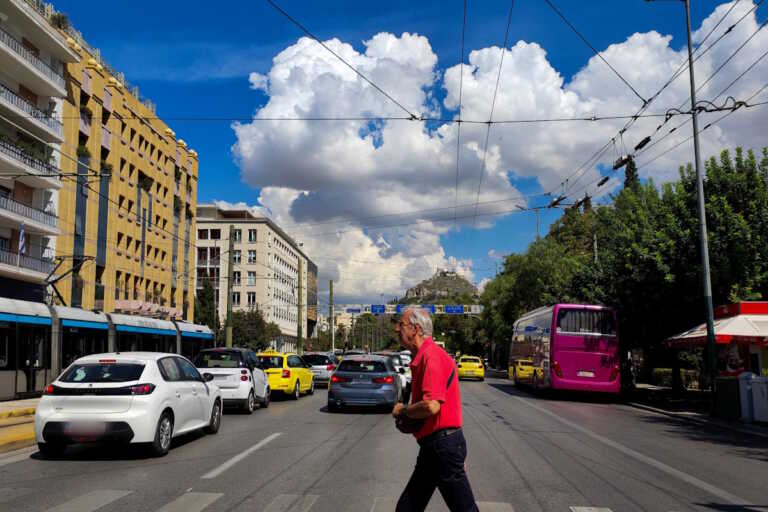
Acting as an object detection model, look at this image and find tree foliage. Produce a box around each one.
[481,146,768,369]
[194,279,219,337]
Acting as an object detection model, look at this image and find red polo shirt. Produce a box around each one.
[409,337,462,439]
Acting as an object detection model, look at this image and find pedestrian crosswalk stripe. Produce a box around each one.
[263,494,320,512]
[370,497,397,512]
[0,487,33,503]
[46,489,132,512]
[155,492,223,512]
[477,502,515,512]
[570,508,613,512]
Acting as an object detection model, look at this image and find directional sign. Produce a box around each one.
[346,308,361,314]
[371,305,386,314]
[445,304,464,314]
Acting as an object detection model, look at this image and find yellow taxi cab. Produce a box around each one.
[457,356,485,381]
[256,350,314,399]
[510,358,534,383]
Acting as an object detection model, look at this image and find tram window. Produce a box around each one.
[0,337,8,367]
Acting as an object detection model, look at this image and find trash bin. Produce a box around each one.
[752,377,768,423]
[738,372,756,423]
[714,377,741,420]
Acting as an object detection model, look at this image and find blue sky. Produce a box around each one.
[54,1,765,302]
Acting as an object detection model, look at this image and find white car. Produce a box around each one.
[35,352,222,458]
[193,347,270,413]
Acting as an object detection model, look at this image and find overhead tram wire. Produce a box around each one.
[264,0,420,120]
[470,0,515,229]
[543,0,646,104]
[453,0,468,227]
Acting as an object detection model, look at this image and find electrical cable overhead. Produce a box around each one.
[453,0,468,226]
[264,0,420,120]
[471,0,515,228]
[543,0,646,104]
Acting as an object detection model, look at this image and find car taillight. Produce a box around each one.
[330,375,349,383]
[241,369,248,374]
[282,369,291,379]
[374,376,395,384]
[241,375,249,381]
[44,384,55,395]
[129,383,155,395]
[326,364,335,371]
[610,366,619,381]
[553,361,563,378]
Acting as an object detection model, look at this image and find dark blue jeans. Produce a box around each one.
[396,429,479,512]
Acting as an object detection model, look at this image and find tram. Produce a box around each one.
[0,297,214,400]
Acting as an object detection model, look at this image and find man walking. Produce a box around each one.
[392,306,478,512]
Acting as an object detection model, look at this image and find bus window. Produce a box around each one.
[556,309,616,336]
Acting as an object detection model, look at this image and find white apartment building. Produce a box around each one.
[0,0,79,300]
[195,204,317,342]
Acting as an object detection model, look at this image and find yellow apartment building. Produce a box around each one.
[52,26,198,320]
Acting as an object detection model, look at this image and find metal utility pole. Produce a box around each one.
[330,279,335,352]
[683,0,717,391]
[297,258,303,354]
[225,226,235,347]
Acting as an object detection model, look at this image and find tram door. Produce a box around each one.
[17,324,50,396]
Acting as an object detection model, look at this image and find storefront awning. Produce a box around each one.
[53,306,109,330]
[667,303,768,348]
[108,313,177,336]
[174,321,214,339]
[0,297,51,325]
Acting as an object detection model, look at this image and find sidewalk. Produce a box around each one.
[0,398,38,453]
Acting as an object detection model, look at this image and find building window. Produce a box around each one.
[233,271,241,285]
[233,250,241,264]
[248,250,257,264]
[248,229,257,242]
[248,271,257,285]
[232,292,240,306]
[210,229,221,240]
[198,229,208,240]
[233,229,242,242]
[247,292,257,306]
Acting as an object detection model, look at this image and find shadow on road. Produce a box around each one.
[695,503,768,511]
[319,405,391,415]
[487,381,621,404]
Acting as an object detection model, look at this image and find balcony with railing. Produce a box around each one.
[103,87,112,112]
[101,125,111,150]
[0,25,65,91]
[0,136,60,184]
[0,193,57,231]
[78,111,91,136]
[0,247,54,276]
[0,82,62,140]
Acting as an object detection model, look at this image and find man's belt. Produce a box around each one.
[418,427,461,445]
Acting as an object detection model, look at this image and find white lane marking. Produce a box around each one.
[370,497,397,512]
[0,446,36,468]
[477,502,515,511]
[46,490,132,512]
[513,397,748,506]
[570,508,612,512]
[201,432,281,479]
[0,487,33,503]
[263,494,319,512]
[155,492,223,512]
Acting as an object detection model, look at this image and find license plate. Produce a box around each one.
[577,371,595,378]
[64,422,105,435]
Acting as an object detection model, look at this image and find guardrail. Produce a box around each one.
[0,26,64,89]
[0,137,60,178]
[0,247,54,274]
[0,83,62,136]
[0,194,57,227]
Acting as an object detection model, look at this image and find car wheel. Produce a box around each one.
[292,381,300,400]
[261,388,271,408]
[38,442,66,459]
[307,379,315,395]
[150,411,173,457]
[243,391,256,415]
[205,400,222,434]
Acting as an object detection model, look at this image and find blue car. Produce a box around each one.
[327,355,403,412]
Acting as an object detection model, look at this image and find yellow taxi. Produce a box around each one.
[256,350,315,399]
[510,358,534,383]
[457,356,485,381]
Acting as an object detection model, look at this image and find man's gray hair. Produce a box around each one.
[404,306,433,337]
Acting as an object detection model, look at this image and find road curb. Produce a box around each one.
[0,407,36,420]
[627,401,768,440]
[0,423,35,454]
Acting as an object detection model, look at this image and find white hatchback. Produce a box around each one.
[35,352,223,458]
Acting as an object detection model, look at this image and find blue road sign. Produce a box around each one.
[371,305,386,314]
[346,308,361,314]
[395,304,436,314]
[445,305,464,314]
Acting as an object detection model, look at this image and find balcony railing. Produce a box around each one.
[0,194,57,227]
[0,247,54,274]
[0,26,64,89]
[78,113,91,135]
[0,137,60,178]
[0,83,62,136]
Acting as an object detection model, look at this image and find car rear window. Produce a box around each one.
[461,357,480,363]
[338,360,387,373]
[195,351,243,368]
[303,354,331,365]
[60,363,145,383]
[258,356,284,369]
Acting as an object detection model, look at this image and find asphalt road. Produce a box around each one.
[0,377,766,512]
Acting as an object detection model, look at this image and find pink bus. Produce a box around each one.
[509,304,620,394]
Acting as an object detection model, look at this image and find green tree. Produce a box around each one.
[624,156,639,190]
[230,309,267,351]
[194,280,219,336]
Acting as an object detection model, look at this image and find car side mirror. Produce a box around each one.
[203,372,215,382]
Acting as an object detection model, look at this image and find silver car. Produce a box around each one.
[327,355,402,412]
[302,352,336,388]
